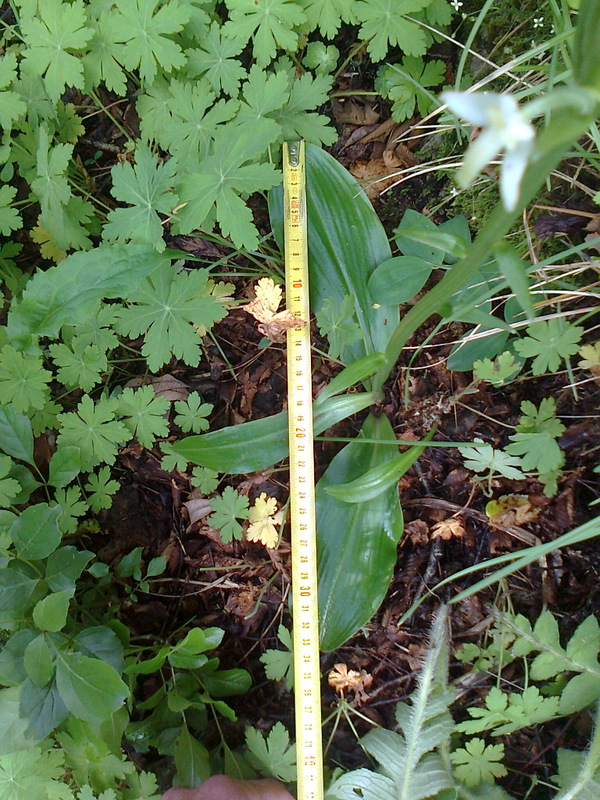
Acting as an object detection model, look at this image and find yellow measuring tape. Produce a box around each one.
[283,140,323,800]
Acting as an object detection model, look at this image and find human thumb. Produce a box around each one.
[162,775,294,800]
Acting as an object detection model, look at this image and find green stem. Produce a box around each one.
[371,104,597,395]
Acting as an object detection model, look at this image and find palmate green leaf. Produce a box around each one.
[0,185,23,235]
[49,339,107,392]
[245,722,297,782]
[82,10,128,95]
[115,262,229,371]
[270,71,336,145]
[514,318,584,374]
[376,58,445,123]
[175,124,281,250]
[459,439,526,481]
[187,22,246,96]
[355,0,431,61]
[159,80,238,169]
[0,746,67,800]
[30,126,73,230]
[55,485,88,534]
[450,739,507,787]
[0,53,27,130]
[506,398,565,473]
[174,391,213,433]
[299,0,358,37]
[315,295,362,360]
[113,0,191,84]
[0,345,52,413]
[0,455,21,508]
[20,0,92,100]
[57,396,130,468]
[317,414,404,651]
[117,385,170,448]
[6,244,167,347]
[260,625,293,689]
[104,145,179,251]
[222,0,306,66]
[85,467,120,512]
[209,486,249,542]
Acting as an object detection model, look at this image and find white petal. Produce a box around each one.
[500,140,533,212]
[442,91,503,127]
[457,127,501,187]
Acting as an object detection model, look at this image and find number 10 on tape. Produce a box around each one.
[283,140,323,800]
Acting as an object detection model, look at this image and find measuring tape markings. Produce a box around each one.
[283,140,324,800]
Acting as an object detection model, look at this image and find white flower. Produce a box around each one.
[442,91,536,212]
[533,16,544,28]
[451,0,463,10]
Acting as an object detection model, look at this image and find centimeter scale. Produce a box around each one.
[283,140,324,800]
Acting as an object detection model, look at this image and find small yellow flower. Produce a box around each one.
[246,492,284,548]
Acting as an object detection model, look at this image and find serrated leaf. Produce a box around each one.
[175,125,281,250]
[355,0,430,61]
[513,318,584,374]
[209,487,249,542]
[115,262,229,371]
[104,145,179,251]
[113,0,191,84]
[222,0,306,66]
[245,722,297,782]
[20,0,92,100]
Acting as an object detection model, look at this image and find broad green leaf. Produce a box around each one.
[269,144,398,364]
[317,353,384,401]
[23,635,55,688]
[74,626,126,673]
[47,446,81,488]
[32,590,72,632]
[397,226,468,260]
[45,546,93,593]
[325,430,433,502]
[19,678,69,739]
[200,667,252,697]
[0,630,38,686]
[317,414,404,651]
[0,567,39,628]
[368,256,433,305]
[55,651,129,723]
[7,244,167,347]
[171,392,374,473]
[394,208,445,263]
[0,404,35,465]
[447,330,509,372]
[168,627,224,670]
[174,723,211,788]
[10,503,62,560]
